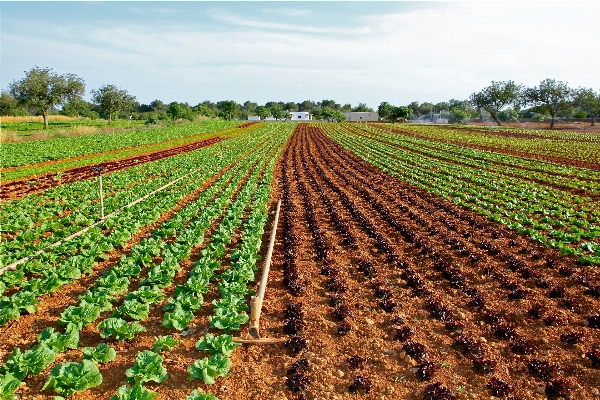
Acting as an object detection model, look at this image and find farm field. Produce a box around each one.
[1,122,599,399]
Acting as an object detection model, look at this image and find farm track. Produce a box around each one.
[345,124,600,199]
[374,124,600,171]
[233,124,599,399]
[1,136,224,200]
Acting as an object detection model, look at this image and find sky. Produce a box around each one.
[1,1,599,109]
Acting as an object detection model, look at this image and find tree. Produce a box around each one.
[352,103,374,112]
[418,102,434,118]
[408,101,421,117]
[378,102,394,121]
[574,87,600,126]
[469,80,522,126]
[8,66,85,129]
[91,84,137,123]
[498,108,519,122]
[255,106,271,120]
[166,102,194,121]
[523,79,573,129]
[242,101,258,113]
[149,100,167,112]
[320,100,337,109]
[283,102,299,112]
[390,106,413,123]
[217,100,238,121]
[270,105,289,121]
[332,110,347,122]
[298,100,315,112]
[0,91,27,116]
[60,99,98,119]
[449,108,470,123]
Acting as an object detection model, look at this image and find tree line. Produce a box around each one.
[2,67,599,129]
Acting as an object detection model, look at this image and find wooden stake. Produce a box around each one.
[98,170,105,219]
[246,199,281,339]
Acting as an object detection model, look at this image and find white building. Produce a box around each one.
[345,112,379,122]
[248,111,312,121]
[289,111,312,120]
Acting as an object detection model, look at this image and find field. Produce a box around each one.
[0,121,599,399]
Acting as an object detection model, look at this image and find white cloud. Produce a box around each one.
[2,1,599,107]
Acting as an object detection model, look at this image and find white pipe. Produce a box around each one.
[0,167,204,275]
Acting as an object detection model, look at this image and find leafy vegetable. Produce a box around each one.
[162,303,194,330]
[0,372,20,400]
[59,302,102,331]
[37,327,80,352]
[98,317,146,340]
[43,359,103,396]
[3,343,56,380]
[208,307,248,332]
[195,334,240,357]
[153,335,179,352]
[82,343,117,364]
[113,299,150,321]
[111,382,158,400]
[125,350,168,384]
[187,354,232,384]
[184,390,219,400]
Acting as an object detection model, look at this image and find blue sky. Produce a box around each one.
[2,1,599,109]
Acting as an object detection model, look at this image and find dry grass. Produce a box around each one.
[0,115,79,123]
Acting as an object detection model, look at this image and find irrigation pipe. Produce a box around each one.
[0,166,204,276]
[234,199,282,343]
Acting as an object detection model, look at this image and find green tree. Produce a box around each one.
[408,101,421,117]
[166,102,194,121]
[574,87,600,126]
[470,80,522,126]
[8,66,85,129]
[418,102,434,118]
[194,104,216,118]
[332,110,347,122]
[270,105,289,121]
[352,102,374,112]
[498,108,519,122]
[242,101,257,114]
[298,100,315,112]
[523,79,573,129]
[449,108,470,123]
[283,102,299,112]
[91,84,137,124]
[149,100,167,112]
[378,102,394,121]
[390,106,413,123]
[320,99,339,110]
[255,106,271,120]
[217,100,238,121]
[0,91,27,116]
[60,99,98,119]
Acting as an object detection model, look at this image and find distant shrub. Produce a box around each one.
[498,109,519,122]
[449,108,470,123]
[574,110,588,118]
[531,113,546,122]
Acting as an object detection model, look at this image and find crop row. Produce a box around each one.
[0,123,292,398]
[354,124,600,193]
[0,125,284,325]
[324,123,600,265]
[0,120,241,169]
[295,125,599,398]
[383,123,600,165]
